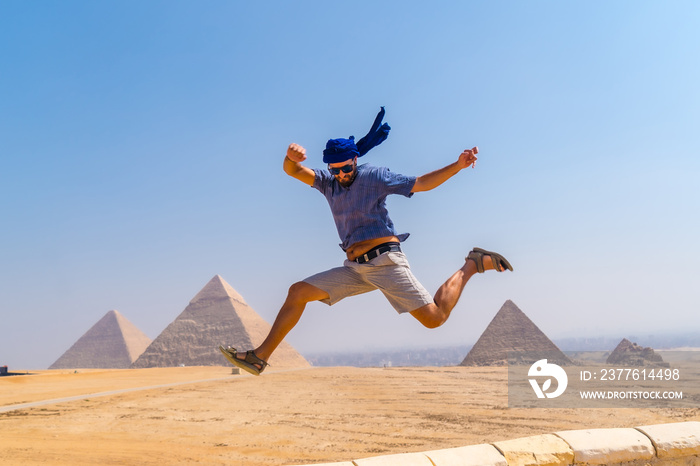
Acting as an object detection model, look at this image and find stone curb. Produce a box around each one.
[636,421,700,459]
[286,421,700,465]
[424,444,508,466]
[554,427,655,464]
[493,433,573,465]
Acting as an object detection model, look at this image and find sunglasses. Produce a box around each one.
[328,163,355,175]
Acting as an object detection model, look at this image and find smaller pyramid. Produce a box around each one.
[606,338,669,367]
[50,310,152,369]
[461,300,571,366]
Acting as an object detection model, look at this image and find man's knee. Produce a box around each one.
[287,281,328,304]
[410,305,446,329]
[287,281,311,301]
[422,315,446,329]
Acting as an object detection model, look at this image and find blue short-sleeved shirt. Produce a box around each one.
[312,163,416,251]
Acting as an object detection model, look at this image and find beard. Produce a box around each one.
[337,170,357,188]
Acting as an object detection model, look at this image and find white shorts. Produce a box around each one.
[302,251,434,314]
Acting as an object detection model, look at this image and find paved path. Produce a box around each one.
[0,375,236,414]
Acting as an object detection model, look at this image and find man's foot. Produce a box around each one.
[218,345,269,376]
[466,248,513,273]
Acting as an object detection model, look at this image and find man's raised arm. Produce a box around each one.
[411,146,478,193]
[283,143,315,186]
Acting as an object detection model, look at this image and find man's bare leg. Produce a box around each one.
[410,254,497,329]
[246,281,329,364]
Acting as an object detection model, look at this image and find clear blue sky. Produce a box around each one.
[2,1,699,369]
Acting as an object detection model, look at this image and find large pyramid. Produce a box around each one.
[50,310,152,369]
[460,300,571,366]
[131,275,310,369]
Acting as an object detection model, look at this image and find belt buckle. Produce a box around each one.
[357,244,395,264]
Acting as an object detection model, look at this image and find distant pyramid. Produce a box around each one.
[460,300,571,366]
[606,338,668,367]
[131,275,310,369]
[50,310,152,369]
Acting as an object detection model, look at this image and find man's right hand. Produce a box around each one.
[284,143,315,186]
[286,143,307,163]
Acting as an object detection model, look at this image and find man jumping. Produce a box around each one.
[220,107,512,375]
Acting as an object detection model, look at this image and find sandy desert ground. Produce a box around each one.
[1,366,699,466]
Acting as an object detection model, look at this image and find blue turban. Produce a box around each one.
[323,107,391,164]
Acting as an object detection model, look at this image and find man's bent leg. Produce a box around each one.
[410,254,496,328]
[254,281,329,362]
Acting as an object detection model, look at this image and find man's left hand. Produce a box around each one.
[458,147,479,169]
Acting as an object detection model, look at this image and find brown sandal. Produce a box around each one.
[218,345,269,376]
[467,247,513,273]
